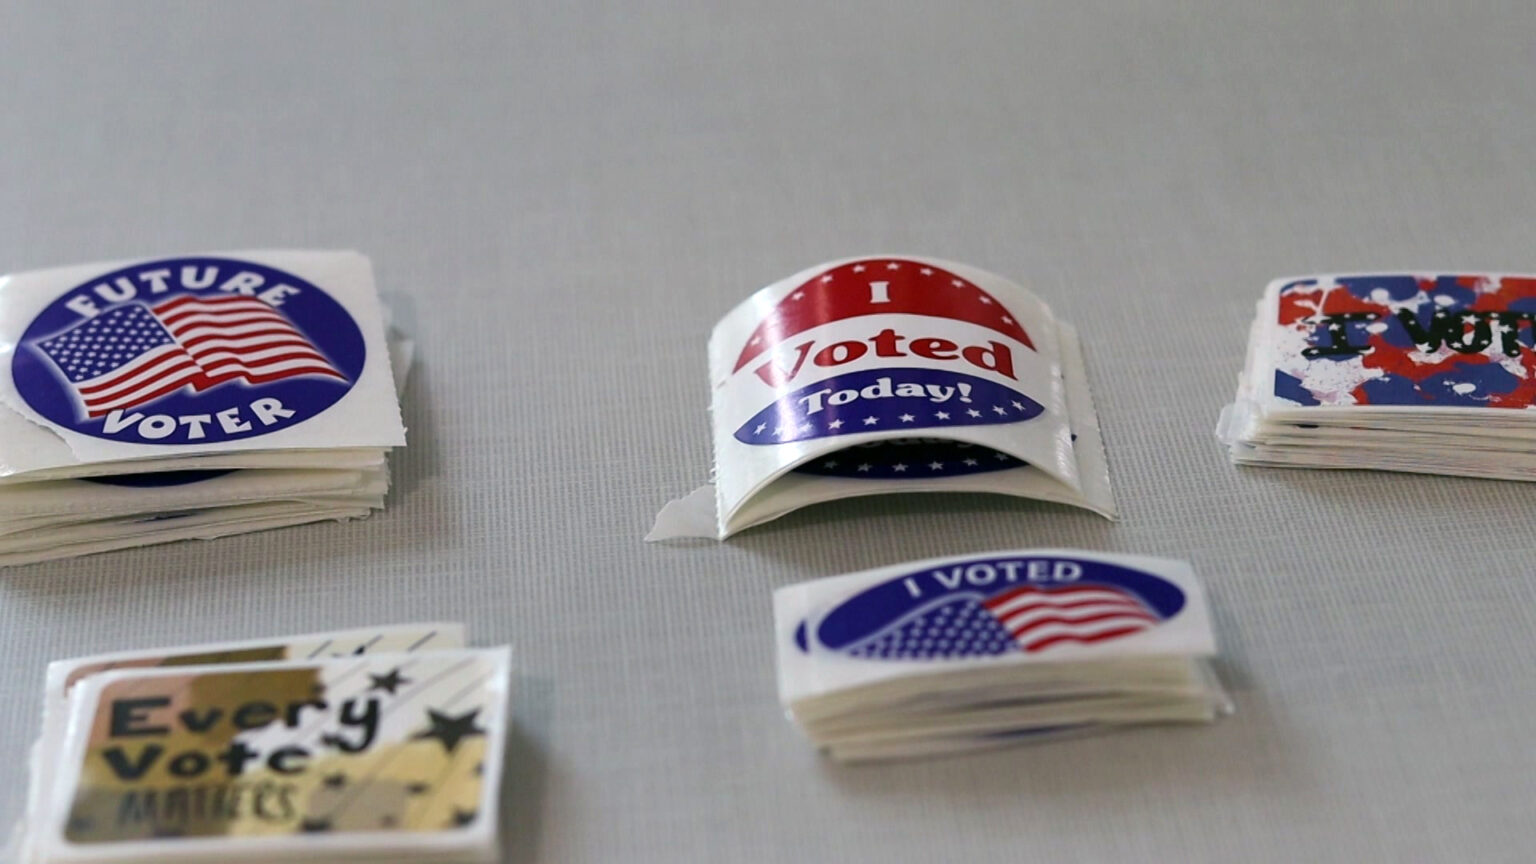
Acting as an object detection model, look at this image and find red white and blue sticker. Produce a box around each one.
[724,258,1043,447]
[12,256,363,445]
[708,256,1085,536]
[775,550,1214,703]
[797,553,1185,659]
[0,251,403,475]
[1265,273,1536,408]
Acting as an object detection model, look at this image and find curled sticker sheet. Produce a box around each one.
[650,255,1115,540]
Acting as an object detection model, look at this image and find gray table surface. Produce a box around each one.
[3,2,1535,862]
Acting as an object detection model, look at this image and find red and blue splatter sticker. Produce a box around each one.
[1268,273,1536,408]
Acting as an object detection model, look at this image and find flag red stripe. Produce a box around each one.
[1022,625,1151,653]
[158,309,290,330]
[1003,609,1158,638]
[196,359,336,380]
[184,343,329,365]
[153,294,276,314]
[178,334,312,355]
[200,363,344,385]
[80,359,201,406]
[198,356,348,379]
[196,349,337,371]
[83,364,204,416]
[84,363,200,412]
[990,596,1149,618]
[986,594,1146,621]
[75,346,194,396]
[173,322,306,345]
[983,584,1142,609]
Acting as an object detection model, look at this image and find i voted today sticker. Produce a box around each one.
[703,255,1089,537]
[725,258,1042,444]
[12,256,364,446]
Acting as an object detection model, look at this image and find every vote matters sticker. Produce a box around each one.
[0,250,405,473]
[706,255,1085,535]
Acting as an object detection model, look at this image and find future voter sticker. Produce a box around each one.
[730,257,1043,445]
[798,554,1186,659]
[12,256,365,445]
[1271,273,1536,408]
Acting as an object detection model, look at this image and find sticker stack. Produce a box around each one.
[0,250,408,564]
[1219,272,1536,478]
[10,623,511,864]
[649,255,1114,540]
[775,550,1231,762]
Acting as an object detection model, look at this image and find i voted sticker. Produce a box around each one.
[772,551,1215,719]
[702,254,1093,538]
[725,258,1042,448]
[799,553,1187,659]
[12,256,364,446]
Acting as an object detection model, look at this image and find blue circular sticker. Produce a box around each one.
[12,257,364,446]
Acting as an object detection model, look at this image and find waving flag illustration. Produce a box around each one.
[35,295,345,418]
[842,584,1161,658]
[982,584,1160,653]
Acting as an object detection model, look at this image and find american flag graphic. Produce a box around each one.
[843,583,1161,660]
[35,295,345,418]
[982,584,1160,653]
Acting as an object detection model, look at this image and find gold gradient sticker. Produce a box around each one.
[51,648,510,853]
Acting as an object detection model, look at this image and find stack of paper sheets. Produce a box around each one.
[775,550,1231,762]
[0,250,408,564]
[10,623,511,864]
[1219,272,1536,478]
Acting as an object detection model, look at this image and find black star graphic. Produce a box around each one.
[300,818,332,833]
[405,782,431,795]
[411,708,485,754]
[452,809,477,827]
[369,667,410,695]
[322,773,347,789]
